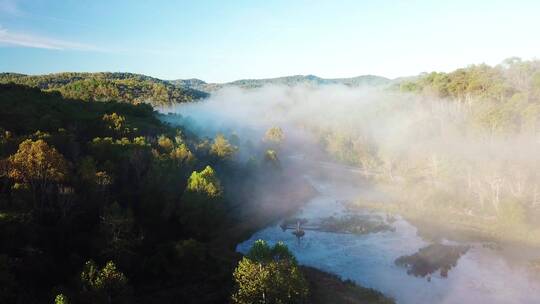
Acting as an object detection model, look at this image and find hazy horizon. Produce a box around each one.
[0,58,530,84]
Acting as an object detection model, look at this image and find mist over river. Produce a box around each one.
[237,156,540,304]
[162,83,540,304]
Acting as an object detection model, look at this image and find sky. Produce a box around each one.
[0,0,539,83]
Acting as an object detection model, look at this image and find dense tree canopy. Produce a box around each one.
[0,84,272,303]
[0,74,400,303]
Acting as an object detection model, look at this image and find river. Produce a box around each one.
[236,156,540,304]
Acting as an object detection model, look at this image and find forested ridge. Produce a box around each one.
[0,72,209,106]
[0,72,390,103]
[169,74,391,92]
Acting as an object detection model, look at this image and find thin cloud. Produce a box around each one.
[0,26,101,51]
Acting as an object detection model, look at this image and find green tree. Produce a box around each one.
[54,294,69,304]
[232,240,308,304]
[232,257,271,304]
[80,260,131,304]
[246,239,273,262]
[186,166,222,198]
[180,166,224,237]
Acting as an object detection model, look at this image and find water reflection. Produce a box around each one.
[237,176,540,304]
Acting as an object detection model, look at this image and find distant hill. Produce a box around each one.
[169,74,392,93]
[0,72,209,106]
[0,72,394,104]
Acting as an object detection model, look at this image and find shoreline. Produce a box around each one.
[216,173,396,303]
[302,266,394,304]
[348,199,540,264]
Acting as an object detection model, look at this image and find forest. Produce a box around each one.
[0,82,392,303]
[0,83,234,303]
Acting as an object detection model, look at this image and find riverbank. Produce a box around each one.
[349,196,540,249]
[211,172,318,254]
[234,163,540,304]
[214,171,397,303]
[302,266,394,304]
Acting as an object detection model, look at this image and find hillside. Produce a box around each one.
[1,83,379,304]
[0,72,392,101]
[0,72,209,106]
[0,83,256,303]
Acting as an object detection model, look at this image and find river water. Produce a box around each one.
[236,165,540,304]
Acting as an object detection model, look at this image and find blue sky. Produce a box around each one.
[0,0,539,82]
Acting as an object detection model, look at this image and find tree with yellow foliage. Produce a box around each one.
[8,139,68,208]
[210,134,237,160]
[264,127,285,145]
